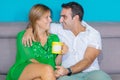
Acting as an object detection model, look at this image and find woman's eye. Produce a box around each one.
[46,16,49,19]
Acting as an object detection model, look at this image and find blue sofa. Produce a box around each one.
[0,22,120,80]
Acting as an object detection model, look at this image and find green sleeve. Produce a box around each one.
[15,30,34,63]
[6,31,34,80]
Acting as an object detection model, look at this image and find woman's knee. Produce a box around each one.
[31,63,54,75]
[19,63,49,80]
[44,64,53,71]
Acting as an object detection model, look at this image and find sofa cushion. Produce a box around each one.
[100,38,120,73]
[0,75,6,80]
[0,39,16,74]
[110,74,120,80]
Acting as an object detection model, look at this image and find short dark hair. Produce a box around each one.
[62,2,84,21]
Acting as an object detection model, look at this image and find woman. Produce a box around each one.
[6,4,67,80]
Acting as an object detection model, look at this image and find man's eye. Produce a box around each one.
[63,16,67,19]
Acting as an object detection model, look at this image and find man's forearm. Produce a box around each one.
[70,47,100,74]
[70,59,92,74]
[22,24,34,46]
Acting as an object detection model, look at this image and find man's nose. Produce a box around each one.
[59,17,63,23]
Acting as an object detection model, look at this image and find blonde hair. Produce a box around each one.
[28,4,51,41]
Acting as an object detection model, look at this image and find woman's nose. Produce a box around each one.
[49,17,52,22]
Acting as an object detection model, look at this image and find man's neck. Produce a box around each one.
[71,22,86,36]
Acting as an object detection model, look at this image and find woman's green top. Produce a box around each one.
[6,31,59,80]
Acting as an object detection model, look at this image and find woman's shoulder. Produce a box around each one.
[49,33,59,41]
[17,30,25,38]
[49,33,58,37]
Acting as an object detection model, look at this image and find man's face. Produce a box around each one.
[59,8,74,30]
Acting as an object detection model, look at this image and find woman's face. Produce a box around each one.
[36,11,52,31]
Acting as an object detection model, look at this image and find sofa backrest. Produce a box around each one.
[0,23,27,74]
[0,22,120,74]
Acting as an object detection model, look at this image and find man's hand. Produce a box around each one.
[55,66,69,78]
[22,28,35,47]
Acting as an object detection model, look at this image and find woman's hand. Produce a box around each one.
[30,59,39,63]
[22,28,35,47]
[55,66,69,78]
[55,43,68,66]
[61,43,68,54]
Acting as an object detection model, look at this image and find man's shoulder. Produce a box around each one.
[89,26,100,34]
[82,21,100,34]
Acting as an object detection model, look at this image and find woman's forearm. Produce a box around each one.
[55,55,63,66]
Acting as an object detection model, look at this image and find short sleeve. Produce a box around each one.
[88,32,102,50]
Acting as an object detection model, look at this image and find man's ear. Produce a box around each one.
[73,15,79,20]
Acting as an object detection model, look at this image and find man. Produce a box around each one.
[22,2,112,80]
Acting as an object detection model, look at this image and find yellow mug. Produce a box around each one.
[52,42,63,54]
